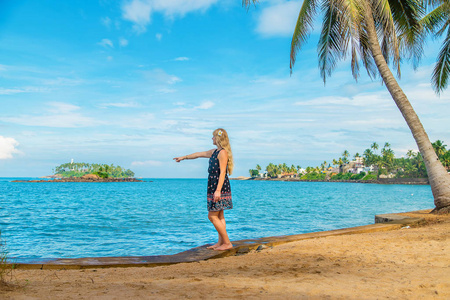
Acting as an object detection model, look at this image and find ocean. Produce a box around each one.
[0,178,434,259]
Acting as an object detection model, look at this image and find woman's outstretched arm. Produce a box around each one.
[173,149,215,162]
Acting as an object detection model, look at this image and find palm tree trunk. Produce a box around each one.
[364,4,450,213]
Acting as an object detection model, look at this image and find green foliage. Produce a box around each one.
[0,231,13,286]
[330,173,353,180]
[301,172,326,180]
[360,173,377,181]
[253,140,447,181]
[249,169,259,177]
[54,162,135,178]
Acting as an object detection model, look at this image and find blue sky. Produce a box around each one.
[0,0,449,178]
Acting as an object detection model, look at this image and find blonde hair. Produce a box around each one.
[213,128,234,175]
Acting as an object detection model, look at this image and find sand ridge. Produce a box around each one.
[1,211,449,299]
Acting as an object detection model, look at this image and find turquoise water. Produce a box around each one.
[0,178,434,259]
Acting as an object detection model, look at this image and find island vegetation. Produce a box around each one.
[53,162,135,179]
[249,140,450,182]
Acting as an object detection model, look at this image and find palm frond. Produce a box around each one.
[358,26,379,79]
[436,17,450,37]
[421,3,449,34]
[423,0,445,10]
[242,0,258,8]
[290,0,319,72]
[372,0,403,73]
[432,28,450,93]
[387,0,424,59]
[318,0,349,83]
[343,0,364,80]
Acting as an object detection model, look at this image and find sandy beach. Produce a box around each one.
[1,211,449,299]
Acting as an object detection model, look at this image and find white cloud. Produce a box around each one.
[116,113,155,129]
[1,115,99,128]
[122,0,218,32]
[174,57,189,61]
[131,160,163,166]
[152,0,219,16]
[167,76,181,84]
[98,38,114,48]
[42,77,83,86]
[100,101,140,108]
[0,102,102,128]
[101,16,112,28]
[119,38,129,47]
[155,33,162,41]
[157,88,176,93]
[143,68,182,85]
[256,1,301,37]
[47,102,81,114]
[122,0,153,33]
[0,87,49,95]
[0,136,20,159]
[195,101,215,109]
[0,88,28,95]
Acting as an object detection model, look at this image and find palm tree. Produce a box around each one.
[442,151,450,170]
[342,150,350,160]
[407,149,416,159]
[243,0,450,213]
[432,140,447,157]
[363,148,373,166]
[421,1,450,93]
[382,148,396,172]
[332,159,338,167]
[371,142,379,153]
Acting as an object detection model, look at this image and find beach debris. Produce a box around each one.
[256,245,269,252]
[236,247,250,255]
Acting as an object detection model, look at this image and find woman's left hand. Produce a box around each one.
[213,190,221,202]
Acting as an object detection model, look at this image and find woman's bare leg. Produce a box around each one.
[207,211,232,251]
[207,210,226,249]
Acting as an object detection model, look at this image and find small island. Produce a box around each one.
[13,161,143,183]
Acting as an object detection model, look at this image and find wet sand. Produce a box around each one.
[1,211,449,299]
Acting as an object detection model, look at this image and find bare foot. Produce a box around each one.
[214,243,233,251]
[207,243,221,249]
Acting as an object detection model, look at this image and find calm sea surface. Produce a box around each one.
[0,178,434,259]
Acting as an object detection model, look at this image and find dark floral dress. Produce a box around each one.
[207,149,232,211]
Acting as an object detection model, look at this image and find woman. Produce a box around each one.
[173,128,234,251]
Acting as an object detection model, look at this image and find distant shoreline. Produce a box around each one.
[231,177,429,185]
[11,177,143,183]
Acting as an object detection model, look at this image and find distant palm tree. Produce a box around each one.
[442,151,450,170]
[432,140,447,157]
[332,159,338,167]
[371,142,379,153]
[407,149,416,159]
[243,0,450,213]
